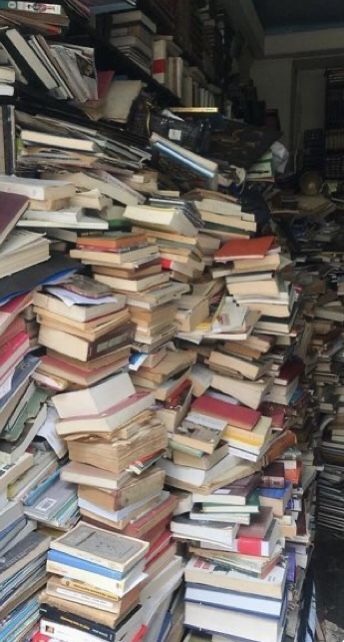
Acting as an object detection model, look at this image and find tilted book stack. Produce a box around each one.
[0,4,334,640]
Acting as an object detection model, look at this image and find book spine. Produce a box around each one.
[40,605,116,642]
[152,39,167,84]
[236,536,262,556]
[0,0,63,12]
[87,330,132,360]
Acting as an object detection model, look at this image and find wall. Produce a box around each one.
[293,68,326,151]
[250,57,294,147]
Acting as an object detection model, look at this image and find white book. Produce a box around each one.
[0,175,75,200]
[185,585,282,617]
[52,372,135,419]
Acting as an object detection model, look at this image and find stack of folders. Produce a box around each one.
[38,522,148,641]
[55,372,183,633]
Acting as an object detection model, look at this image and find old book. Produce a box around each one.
[38,324,132,362]
[61,462,133,491]
[173,442,228,470]
[211,374,272,411]
[77,469,165,511]
[56,390,154,437]
[36,346,130,387]
[124,205,199,237]
[33,289,126,323]
[0,175,75,200]
[224,416,273,449]
[215,236,275,262]
[184,600,285,642]
[50,522,148,574]
[209,350,271,382]
[45,575,141,615]
[67,425,167,476]
[35,307,131,343]
[192,395,261,431]
[185,556,286,598]
[52,372,135,418]
[172,425,222,455]
[0,192,28,246]
[192,473,261,507]
[171,515,239,548]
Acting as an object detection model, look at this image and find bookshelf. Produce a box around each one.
[325,68,344,179]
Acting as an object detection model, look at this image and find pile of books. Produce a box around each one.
[53,371,184,636]
[32,274,131,390]
[38,522,149,641]
[110,9,155,74]
[0,18,335,640]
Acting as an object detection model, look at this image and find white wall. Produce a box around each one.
[250,58,294,147]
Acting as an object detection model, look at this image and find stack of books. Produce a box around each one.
[126,197,207,283]
[0,29,98,101]
[0,3,69,35]
[192,191,258,241]
[32,274,130,390]
[38,522,149,641]
[110,9,155,74]
[53,372,185,635]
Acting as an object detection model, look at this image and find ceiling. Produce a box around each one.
[252,0,344,33]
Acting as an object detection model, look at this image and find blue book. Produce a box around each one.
[0,355,39,411]
[47,549,127,580]
[258,483,291,499]
[24,469,60,507]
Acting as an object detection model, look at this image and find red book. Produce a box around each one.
[161,258,172,270]
[0,192,28,246]
[0,291,32,335]
[192,395,261,431]
[0,330,29,380]
[131,625,149,642]
[146,530,172,565]
[215,236,275,262]
[0,317,25,348]
[124,495,177,540]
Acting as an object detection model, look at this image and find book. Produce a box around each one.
[184,599,286,642]
[191,396,261,431]
[215,236,275,262]
[171,516,239,548]
[56,391,154,436]
[33,289,126,323]
[52,372,135,418]
[185,556,287,598]
[0,175,75,200]
[0,192,28,246]
[192,474,261,506]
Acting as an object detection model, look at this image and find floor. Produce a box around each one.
[313,527,344,628]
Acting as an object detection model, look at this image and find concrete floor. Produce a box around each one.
[313,527,344,628]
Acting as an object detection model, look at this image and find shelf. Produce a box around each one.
[63,15,181,108]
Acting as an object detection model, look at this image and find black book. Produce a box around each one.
[39,603,142,642]
[0,27,58,91]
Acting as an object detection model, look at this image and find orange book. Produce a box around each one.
[76,233,146,251]
[215,236,275,261]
